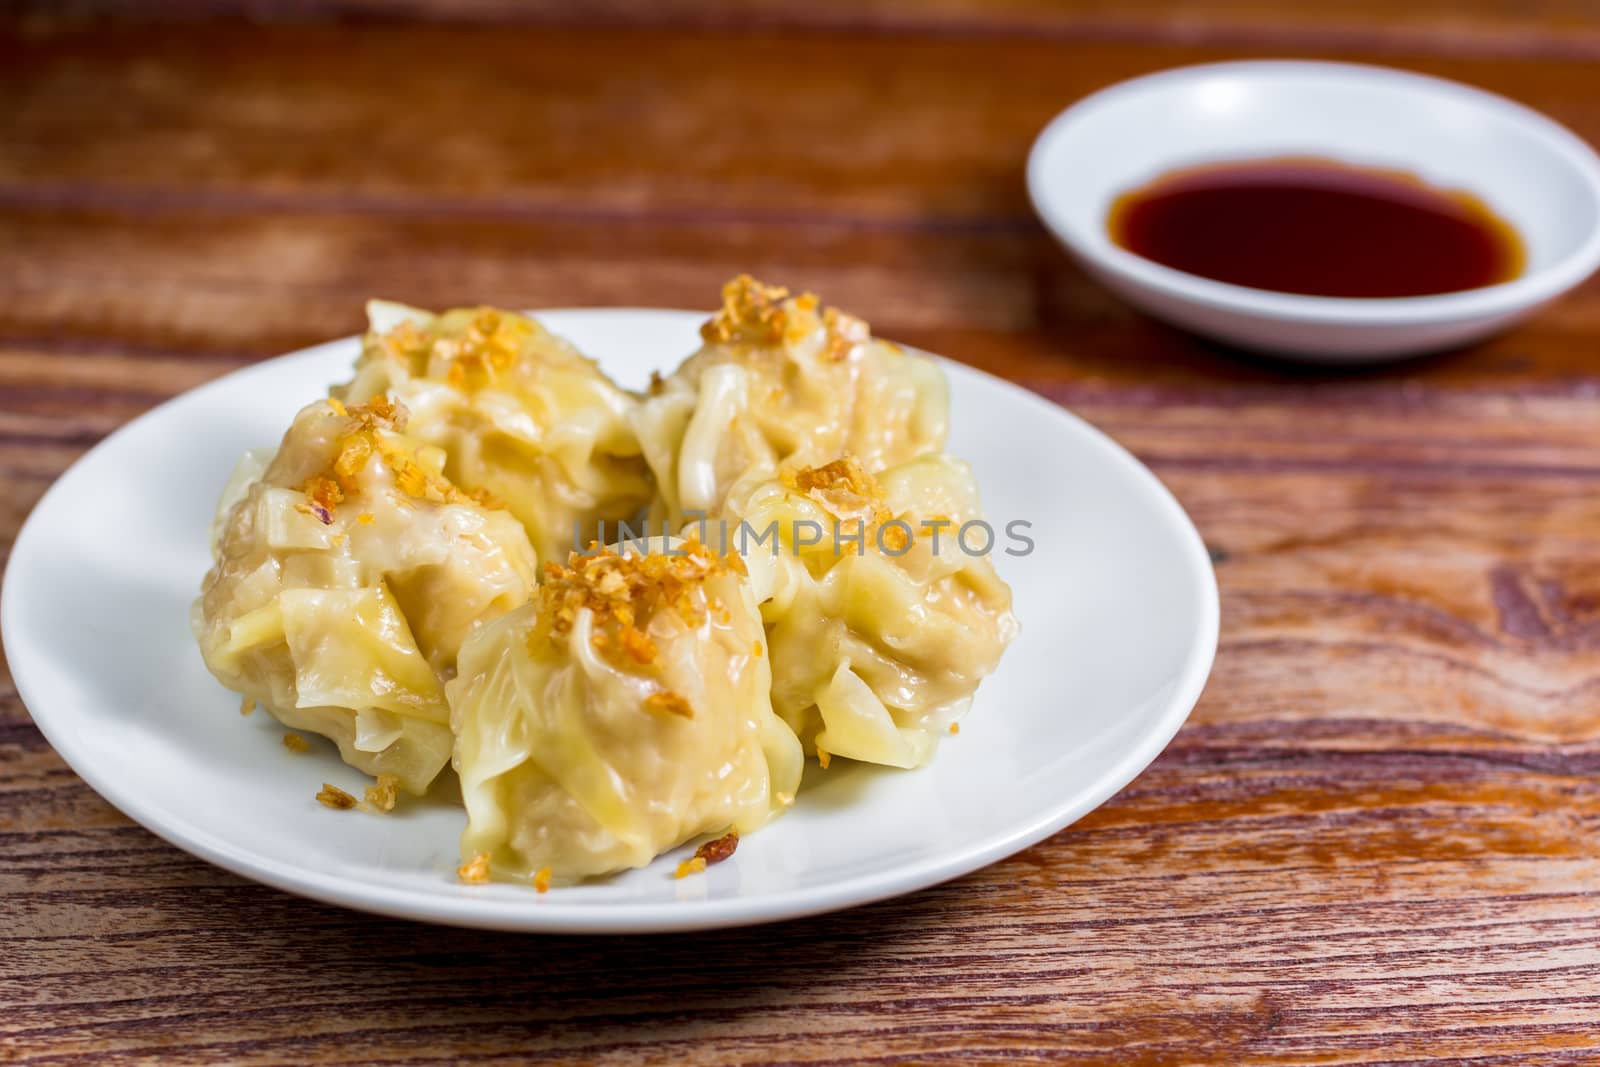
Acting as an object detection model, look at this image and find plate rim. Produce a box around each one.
[1,308,1219,933]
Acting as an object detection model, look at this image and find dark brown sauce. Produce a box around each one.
[1107,156,1525,298]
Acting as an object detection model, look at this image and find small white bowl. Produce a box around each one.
[1027,60,1600,363]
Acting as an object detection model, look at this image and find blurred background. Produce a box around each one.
[6,1,1598,373]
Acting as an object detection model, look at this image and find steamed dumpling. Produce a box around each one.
[194,397,539,793]
[337,301,653,563]
[723,455,1017,769]
[634,275,949,529]
[448,538,803,883]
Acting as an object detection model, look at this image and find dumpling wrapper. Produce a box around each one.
[338,301,653,564]
[194,397,539,793]
[633,275,948,529]
[720,454,1017,769]
[448,537,803,883]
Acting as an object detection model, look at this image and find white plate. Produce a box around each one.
[1,310,1218,933]
[1028,61,1600,361]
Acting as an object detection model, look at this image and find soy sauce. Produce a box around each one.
[1107,157,1524,298]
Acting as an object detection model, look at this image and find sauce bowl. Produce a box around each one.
[1026,61,1600,363]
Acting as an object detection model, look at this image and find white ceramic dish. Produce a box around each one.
[1027,60,1600,362]
[1,309,1218,933]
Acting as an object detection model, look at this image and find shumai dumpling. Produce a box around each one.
[448,538,803,883]
[634,275,949,529]
[194,397,540,793]
[723,455,1017,769]
[337,301,653,564]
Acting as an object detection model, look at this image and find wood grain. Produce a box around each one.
[6,4,1600,1064]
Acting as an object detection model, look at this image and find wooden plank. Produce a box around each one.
[20,0,1600,61]
[4,208,1600,389]
[1,723,1598,1063]
[6,8,1600,1064]
[6,368,1600,1059]
[5,22,1600,221]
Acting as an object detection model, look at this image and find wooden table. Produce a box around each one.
[5,4,1600,1062]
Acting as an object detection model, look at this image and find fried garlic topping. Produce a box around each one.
[316,783,358,810]
[457,852,491,884]
[533,540,744,670]
[364,774,401,813]
[700,274,872,360]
